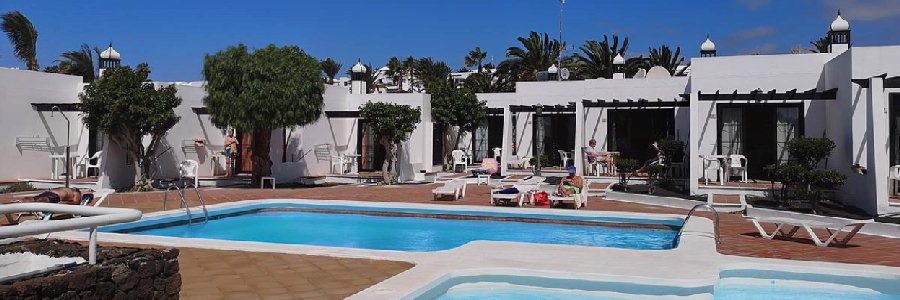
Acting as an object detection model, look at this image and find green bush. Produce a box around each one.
[1,182,36,194]
[645,164,666,194]
[766,137,846,212]
[616,158,640,189]
[529,154,552,168]
[656,138,684,163]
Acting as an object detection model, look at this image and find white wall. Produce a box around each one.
[0,69,85,180]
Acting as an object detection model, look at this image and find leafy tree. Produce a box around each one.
[79,65,182,188]
[47,44,95,82]
[464,46,487,72]
[359,102,421,184]
[648,45,685,76]
[203,44,324,184]
[1,11,38,71]
[809,36,830,53]
[320,57,342,84]
[573,35,645,79]
[504,31,561,81]
[430,82,487,169]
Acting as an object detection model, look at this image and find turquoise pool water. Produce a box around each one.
[111,210,678,251]
[421,271,900,300]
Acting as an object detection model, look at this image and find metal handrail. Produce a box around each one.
[186,180,208,223]
[678,203,720,244]
[163,185,193,225]
[0,204,142,264]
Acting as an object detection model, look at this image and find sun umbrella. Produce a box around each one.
[481,158,499,174]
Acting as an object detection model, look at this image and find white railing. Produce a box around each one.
[0,204,142,264]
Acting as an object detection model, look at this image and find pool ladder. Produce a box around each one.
[677,203,720,244]
[163,181,208,225]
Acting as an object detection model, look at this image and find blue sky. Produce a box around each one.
[1,0,899,81]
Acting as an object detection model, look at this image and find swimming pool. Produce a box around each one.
[100,202,682,251]
[414,267,900,299]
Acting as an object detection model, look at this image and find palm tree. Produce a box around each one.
[503,31,561,81]
[573,34,645,79]
[464,47,487,72]
[1,11,39,71]
[57,44,95,82]
[385,57,404,91]
[320,57,342,84]
[809,36,829,53]
[648,45,685,76]
[463,70,515,93]
[415,57,451,89]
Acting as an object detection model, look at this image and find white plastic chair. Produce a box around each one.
[557,150,571,167]
[179,160,199,188]
[492,147,502,161]
[728,154,748,183]
[451,149,467,172]
[76,151,103,178]
[890,165,900,195]
[701,155,724,185]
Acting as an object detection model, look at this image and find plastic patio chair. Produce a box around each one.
[451,149,467,172]
[701,155,724,185]
[76,151,103,178]
[179,160,200,188]
[728,154,748,183]
[557,150,571,168]
[890,165,900,195]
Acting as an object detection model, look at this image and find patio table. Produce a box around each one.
[49,154,74,180]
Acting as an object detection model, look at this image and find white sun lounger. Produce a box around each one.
[490,184,539,207]
[432,180,467,201]
[745,216,873,247]
[549,183,591,209]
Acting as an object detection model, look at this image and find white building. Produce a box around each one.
[2,13,899,216]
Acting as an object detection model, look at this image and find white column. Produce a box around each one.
[868,77,889,213]
[501,107,512,176]
[574,101,585,175]
[422,95,433,173]
[689,92,701,194]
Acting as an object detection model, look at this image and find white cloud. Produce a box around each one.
[823,0,900,21]
[737,0,771,10]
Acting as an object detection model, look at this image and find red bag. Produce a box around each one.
[533,192,549,206]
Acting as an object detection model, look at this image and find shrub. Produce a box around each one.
[616,158,640,189]
[766,137,847,212]
[1,182,36,194]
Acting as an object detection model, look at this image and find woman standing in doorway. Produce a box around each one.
[223,130,238,177]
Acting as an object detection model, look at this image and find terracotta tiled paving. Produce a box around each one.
[6,178,900,298]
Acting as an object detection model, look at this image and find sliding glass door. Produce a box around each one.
[716,104,803,178]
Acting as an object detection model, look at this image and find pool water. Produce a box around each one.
[118,211,678,251]
[714,284,900,300]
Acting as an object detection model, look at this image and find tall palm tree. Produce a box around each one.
[57,44,95,82]
[385,57,404,91]
[320,57,342,84]
[1,11,39,71]
[464,47,487,72]
[415,57,451,89]
[503,31,561,81]
[648,45,685,76]
[572,34,645,79]
[809,36,829,53]
[463,71,515,93]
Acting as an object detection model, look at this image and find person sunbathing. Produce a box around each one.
[4,188,95,224]
[557,166,584,197]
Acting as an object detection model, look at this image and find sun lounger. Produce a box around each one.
[490,184,539,207]
[432,180,467,201]
[744,215,873,247]
[549,182,591,209]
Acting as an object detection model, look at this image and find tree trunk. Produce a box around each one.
[380,137,398,184]
[250,129,273,186]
